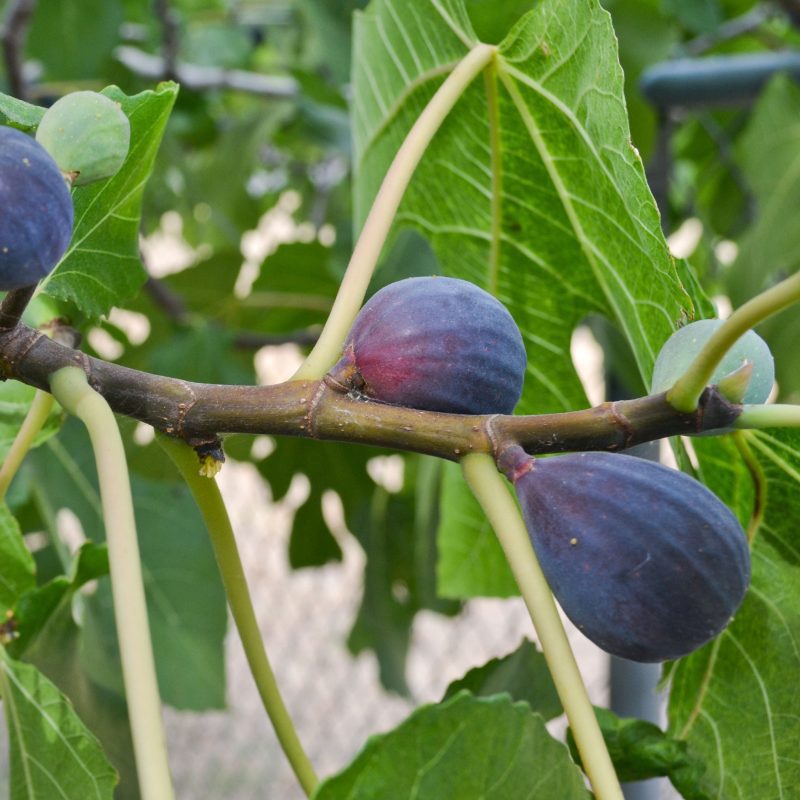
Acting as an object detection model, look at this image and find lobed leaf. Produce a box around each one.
[351,0,696,599]
[668,429,800,798]
[312,691,591,799]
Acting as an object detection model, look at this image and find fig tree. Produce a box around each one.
[328,277,527,415]
[508,449,750,662]
[36,91,130,185]
[0,126,74,291]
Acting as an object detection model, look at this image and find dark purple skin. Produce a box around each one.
[0,126,74,291]
[512,450,751,662]
[329,277,527,415]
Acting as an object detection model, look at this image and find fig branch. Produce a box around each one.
[0,320,746,460]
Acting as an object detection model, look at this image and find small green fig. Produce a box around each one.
[36,91,131,185]
[651,319,774,404]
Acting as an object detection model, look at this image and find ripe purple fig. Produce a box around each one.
[328,277,527,415]
[0,126,74,290]
[506,449,750,662]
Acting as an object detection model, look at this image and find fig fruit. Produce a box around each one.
[328,277,527,415]
[651,319,774,404]
[510,450,750,662]
[0,126,74,291]
[35,91,130,186]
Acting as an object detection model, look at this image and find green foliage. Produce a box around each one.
[42,84,178,319]
[0,384,63,463]
[0,504,35,615]
[347,457,459,695]
[568,707,709,797]
[0,647,118,799]
[443,638,562,720]
[313,691,592,799]
[1,0,800,797]
[353,0,691,416]
[0,95,45,132]
[668,429,800,798]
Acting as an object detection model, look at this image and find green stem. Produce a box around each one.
[668,271,800,412]
[461,453,623,800]
[49,367,174,800]
[293,43,496,381]
[0,390,54,501]
[735,404,800,428]
[155,432,319,797]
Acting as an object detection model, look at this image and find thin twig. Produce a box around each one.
[0,286,36,329]
[144,276,189,323]
[681,5,773,57]
[157,432,319,797]
[1,0,37,101]
[144,276,319,348]
[114,45,298,98]
[153,0,180,81]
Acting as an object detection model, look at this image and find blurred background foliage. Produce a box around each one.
[2,0,800,795]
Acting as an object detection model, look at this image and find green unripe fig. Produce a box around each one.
[651,319,774,404]
[36,91,131,185]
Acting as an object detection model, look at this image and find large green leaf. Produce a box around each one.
[0,504,35,616]
[13,546,138,799]
[668,429,800,799]
[351,0,693,600]
[42,84,178,318]
[0,648,117,799]
[312,691,591,799]
[353,0,691,416]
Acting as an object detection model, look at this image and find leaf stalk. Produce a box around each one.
[461,453,623,800]
[156,432,319,797]
[0,389,54,501]
[293,42,497,380]
[49,366,175,800]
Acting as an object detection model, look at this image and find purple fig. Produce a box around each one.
[0,126,74,290]
[329,277,527,415]
[508,449,750,662]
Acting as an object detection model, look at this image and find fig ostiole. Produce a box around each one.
[0,126,74,291]
[327,276,527,415]
[504,447,750,662]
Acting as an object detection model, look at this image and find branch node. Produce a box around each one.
[609,401,636,449]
